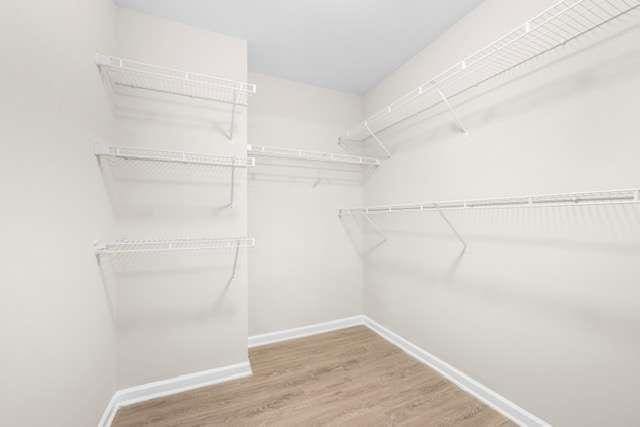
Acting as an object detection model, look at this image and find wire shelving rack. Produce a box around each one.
[95,144,254,207]
[247,144,381,167]
[339,0,640,156]
[339,188,640,251]
[96,53,256,106]
[339,188,640,215]
[95,53,256,139]
[95,237,255,286]
[96,144,255,168]
[94,237,255,255]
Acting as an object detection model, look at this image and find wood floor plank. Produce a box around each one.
[112,326,517,426]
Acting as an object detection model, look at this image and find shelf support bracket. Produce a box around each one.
[227,89,238,140]
[435,87,468,135]
[93,241,104,266]
[437,210,467,252]
[363,122,392,158]
[225,164,236,208]
[226,243,241,287]
[361,211,388,246]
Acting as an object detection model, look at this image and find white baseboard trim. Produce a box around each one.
[248,315,366,348]
[362,316,551,427]
[249,315,549,426]
[100,316,549,427]
[98,361,252,427]
[97,393,120,427]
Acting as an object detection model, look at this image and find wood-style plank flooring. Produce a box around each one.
[113,326,516,426]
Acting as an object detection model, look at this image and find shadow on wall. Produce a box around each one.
[356,203,640,342]
[365,251,640,346]
[98,249,245,332]
[339,211,387,256]
[108,83,247,138]
[96,155,247,219]
[375,204,640,254]
[352,21,640,157]
[346,203,640,269]
[97,79,251,218]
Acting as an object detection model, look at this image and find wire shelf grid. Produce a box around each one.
[247,144,380,167]
[339,188,640,215]
[95,237,256,256]
[96,53,256,107]
[96,144,255,169]
[341,0,640,143]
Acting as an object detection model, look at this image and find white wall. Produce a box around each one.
[0,1,117,426]
[110,8,250,388]
[248,73,364,335]
[362,0,640,425]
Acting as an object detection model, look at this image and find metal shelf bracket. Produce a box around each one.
[435,87,468,135]
[338,210,388,250]
[227,89,238,140]
[226,162,236,208]
[94,240,105,266]
[437,209,467,252]
[226,242,241,287]
[358,211,388,248]
[363,122,392,158]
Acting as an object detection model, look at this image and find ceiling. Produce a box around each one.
[113,0,483,94]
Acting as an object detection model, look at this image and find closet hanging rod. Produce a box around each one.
[94,237,256,256]
[247,144,380,166]
[338,188,640,216]
[95,144,255,168]
[95,53,256,107]
[340,0,640,145]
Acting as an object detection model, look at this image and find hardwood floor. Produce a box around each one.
[112,326,516,426]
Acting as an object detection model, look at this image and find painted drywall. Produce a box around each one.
[109,7,250,389]
[0,1,118,426]
[247,73,364,335]
[360,0,640,425]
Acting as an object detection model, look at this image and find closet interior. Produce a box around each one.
[6,0,640,426]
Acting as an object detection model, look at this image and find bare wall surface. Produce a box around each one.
[0,1,117,426]
[361,0,640,425]
[247,73,364,335]
[110,8,250,389]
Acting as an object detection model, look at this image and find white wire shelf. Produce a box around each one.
[340,188,640,252]
[340,0,640,148]
[339,188,640,216]
[95,237,255,256]
[95,237,254,287]
[96,53,256,140]
[96,53,256,107]
[247,144,381,167]
[95,144,255,168]
[95,144,253,207]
